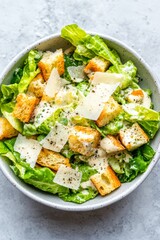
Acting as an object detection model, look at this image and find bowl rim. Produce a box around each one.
[0,32,160,212]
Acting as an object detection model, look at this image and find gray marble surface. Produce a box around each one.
[0,0,160,239]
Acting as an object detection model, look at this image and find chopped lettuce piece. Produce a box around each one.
[63,54,83,81]
[99,113,124,135]
[74,44,95,59]
[10,68,23,84]
[1,102,23,132]
[59,188,98,204]
[108,144,155,183]
[76,81,90,96]
[59,162,98,203]
[61,24,88,46]
[0,83,18,104]
[61,24,120,69]
[123,103,160,121]
[18,50,42,93]
[1,138,69,195]
[139,120,160,139]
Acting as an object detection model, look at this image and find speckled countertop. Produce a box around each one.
[0,0,160,239]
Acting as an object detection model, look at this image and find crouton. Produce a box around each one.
[13,93,38,123]
[126,89,144,104]
[90,166,121,196]
[96,96,122,127]
[27,73,45,98]
[84,56,110,75]
[38,49,64,81]
[37,148,70,171]
[0,117,18,140]
[119,123,149,151]
[100,135,125,154]
[68,126,101,156]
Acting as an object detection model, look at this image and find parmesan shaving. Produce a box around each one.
[41,123,70,152]
[14,134,42,168]
[75,83,120,120]
[53,165,82,190]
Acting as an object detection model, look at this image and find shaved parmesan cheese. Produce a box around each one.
[41,123,70,152]
[88,156,108,173]
[67,66,85,82]
[75,83,119,120]
[44,68,64,98]
[53,165,82,190]
[14,134,42,168]
[92,72,124,85]
[34,101,58,127]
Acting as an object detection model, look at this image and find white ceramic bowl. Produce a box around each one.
[0,33,160,211]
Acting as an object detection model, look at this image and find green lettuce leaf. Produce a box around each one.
[10,68,23,84]
[123,103,160,121]
[61,24,120,69]
[1,102,23,132]
[59,162,98,203]
[99,113,124,135]
[18,50,42,93]
[61,24,88,46]
[59,188,98,204]
[74,44,95,59]
[1,138,69,195]
[0,83,18,104]
[108,144,155,183]
[61,24,133,89]
[61,143,75,159]
[22,123,38,136]
[63,54,83,81]
[139,120,160,138]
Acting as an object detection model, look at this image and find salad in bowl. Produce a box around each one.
[0,24,159,204]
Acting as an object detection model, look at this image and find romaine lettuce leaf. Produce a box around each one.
[61,24,134,90]
[22,123,38,136]
[99,113,124,135]
[1,138,69,195]
[61,24,88,46]
[59,162,98,203]
[10,68,23,84]
[63,54,83,81]
[0,83,18,104]
[61,24,120,69]
[59,188,98,204]
[18,50,42,93]
[74,44,95,59]
[76,81,90,96]
[123,103,160,121]
[138,120,160,139]
[108,144,155,182]
[1,102,23,132]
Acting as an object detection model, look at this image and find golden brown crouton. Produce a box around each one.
[68,126,101,156]
[84,56,110,74]
[100,135,125,154]
[126,89,144,103]
[90,166,121,196]
[96,96,122,127]
[38,49,64,81]
[13,93,38,123]
[27,73,45,98]
[119,123,149,151]
[0,117,18,140]
[37,148,70,171]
